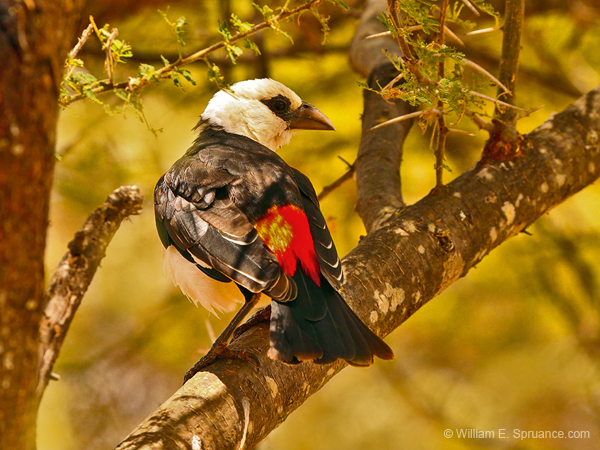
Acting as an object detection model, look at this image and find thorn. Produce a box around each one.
[443,25,464,47]
[370,108,441,131]
[461,0,480,16]
[517,105,544,121]
[465,27,499,36]
[447,128,475,137]
[468,90,525,111]
[463,58,509,93]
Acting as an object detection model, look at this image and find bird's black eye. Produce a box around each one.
[262,95,291,116]
[274,99,288,112]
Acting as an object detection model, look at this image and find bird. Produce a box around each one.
[154,78,394,381]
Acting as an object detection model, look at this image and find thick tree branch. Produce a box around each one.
[354,64,416,233]
[37,186,143,401]
[349,0,417,233]
[349,0,398,77]
[115,76,600,450]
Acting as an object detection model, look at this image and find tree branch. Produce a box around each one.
[493,0,525,138]
[37,186,143,401]
[349,0,417,233]
[115,82,600,450]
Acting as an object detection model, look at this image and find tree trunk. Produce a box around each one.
[0,1,85,448]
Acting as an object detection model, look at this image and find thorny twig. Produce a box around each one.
[104,28,119,84]
[385,0,434,86]
[69,23,94,60]
[60,0,322,105]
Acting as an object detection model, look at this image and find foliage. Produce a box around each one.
[58,0,343,132]
[370,0,501,131]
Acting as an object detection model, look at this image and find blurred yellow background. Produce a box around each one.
[39,1,600,449]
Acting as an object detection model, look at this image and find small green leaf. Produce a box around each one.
[67,57,84,68]
[159,8,188,53]
[244,38,261,55]
[114,89,129,101]
[83,87,102,104]
[178,68,197,85]
[231,14,253,33]
[217,20,233,41]
[252,3,274,20]
[208,64,227,89]
[225,43,243,63]
[139,63,157,79]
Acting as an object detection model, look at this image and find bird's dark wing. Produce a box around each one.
[154,150,295,301]
[291,168,344,289]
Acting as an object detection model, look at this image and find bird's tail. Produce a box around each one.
[268,271,394,366]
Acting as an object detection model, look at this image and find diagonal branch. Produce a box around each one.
[115,82,600,450]
[60,0,321,105]
[37,186,143,401]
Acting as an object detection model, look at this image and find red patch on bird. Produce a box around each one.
[256,205,321,286]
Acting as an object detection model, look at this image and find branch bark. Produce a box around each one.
[37,186,143,401]
[493,0,525,139]
[350,0,417,233]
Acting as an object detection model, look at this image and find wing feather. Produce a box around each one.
[291,169,345,288]
[155,151,295,300]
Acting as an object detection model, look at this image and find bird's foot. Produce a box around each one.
[183,342,260,383]
[232,305,272,341]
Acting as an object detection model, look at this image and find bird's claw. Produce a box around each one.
[232,305,272,341]
[183,343,261,383]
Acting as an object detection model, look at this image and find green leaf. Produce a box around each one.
[208,64,227,89]
[83,87,102,104]
[171,72,183,89]
[217,20,233,41]
[139,63,158,80]
[244,38,261,55]
[111,39,133,63]
[231,14,253,33]
[178,68,197,85]
[159,8,188,53]
[252,3,274,20]
[225,43,243,63]
[114,89,129,101]
[67,57,84,68]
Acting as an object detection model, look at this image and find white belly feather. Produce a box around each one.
[163,246,244,315]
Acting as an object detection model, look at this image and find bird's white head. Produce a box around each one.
[199,78,335,151]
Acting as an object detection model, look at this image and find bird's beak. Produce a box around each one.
[288,102,335,131]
